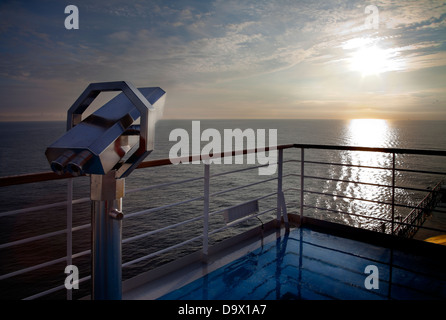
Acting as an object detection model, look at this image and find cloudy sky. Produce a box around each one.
[0,0,445,121]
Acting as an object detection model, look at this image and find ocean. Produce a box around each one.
[1,119,446,299]
[2,119,446,176]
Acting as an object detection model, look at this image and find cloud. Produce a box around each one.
[3,1,442,83]
[0,0,445,120]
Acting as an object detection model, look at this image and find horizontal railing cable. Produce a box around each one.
[209,162,274,178]
[122,215,203,244]
[303,205,391,224]
[303,174,393,189]
[303,189,393,206]
[125,176,204,194]
[124,195,204,219]
[396,168,446,176]
[291,173,438,194]
[0,246,91,281]
[210,176,277,197]
[302,189,434,211]
[23,275,91,301]
[0,223,90,249]
[0,256,67,280]
[304,160,391,171]
[0,196,89,218]
[122,235,203,268]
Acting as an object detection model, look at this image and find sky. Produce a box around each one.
[0,0,445,121]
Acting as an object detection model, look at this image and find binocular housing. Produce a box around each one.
[45,82,166,178]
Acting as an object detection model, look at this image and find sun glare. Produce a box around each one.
[350,46,387,76]
[348,119,389,147]
[344,38,405,77]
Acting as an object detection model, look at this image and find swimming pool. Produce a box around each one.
[158,227,446,300]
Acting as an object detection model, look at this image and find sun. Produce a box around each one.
[343,37,405,77]
[349,45,392,76]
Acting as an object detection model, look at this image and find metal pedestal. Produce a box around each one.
[90,171,125,300]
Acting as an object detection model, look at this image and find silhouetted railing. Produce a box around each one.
[1,144,445,299]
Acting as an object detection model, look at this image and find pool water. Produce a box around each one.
[158,227,446,300]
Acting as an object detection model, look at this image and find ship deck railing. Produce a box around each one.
[1,144,446,300]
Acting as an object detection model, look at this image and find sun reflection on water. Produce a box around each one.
[335,119,395,230]
[347,119,389,147]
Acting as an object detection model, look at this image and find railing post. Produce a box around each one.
[66,178,73,300]
[277,149,289,231]
[300,148,305,225]
[391,152,396,235]
[203,163,210,260]
[277,148,283,223]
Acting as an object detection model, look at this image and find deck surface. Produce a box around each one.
[123,223,446,300]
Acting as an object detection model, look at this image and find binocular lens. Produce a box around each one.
[67,150,94,177]
[50,149,94,176]
[50,150,76,175]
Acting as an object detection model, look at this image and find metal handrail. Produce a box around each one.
[2,143,446,187]
[1,143,446,300]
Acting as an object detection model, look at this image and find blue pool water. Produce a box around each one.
[158,227,446,300]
